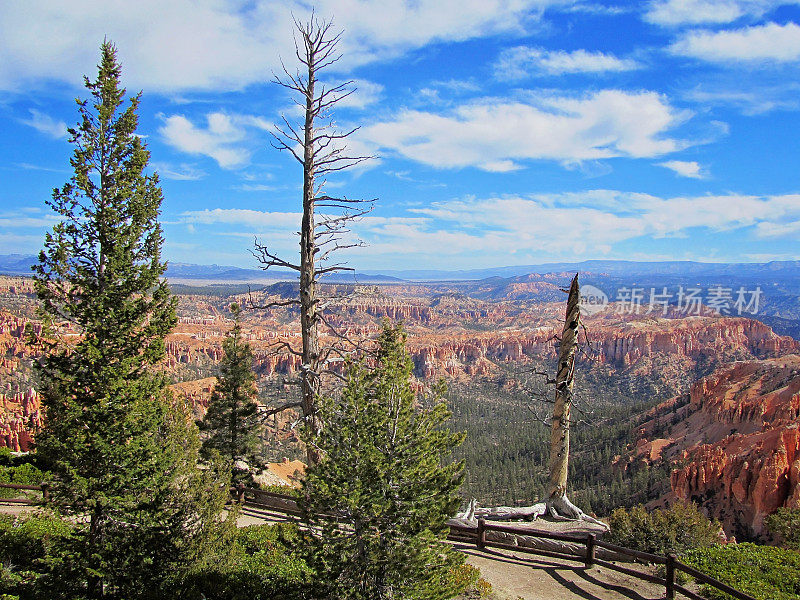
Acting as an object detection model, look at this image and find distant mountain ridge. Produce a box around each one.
[363,259,800,281]
[2,254,798,283]
[0,255,403,283]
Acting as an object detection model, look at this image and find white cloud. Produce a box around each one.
[644,0,800,26]
[360,90,690,170]
[684,84,800,114]
[158,112,271,169]
[0,232,47,254]
[0,210,60,228]
[646,0,750,25]
[21,109,68,139]
[495,46,640,79]
[15,162,66,173]
[179,208,300,229]
[482,160,524,172]
[754,219,800,237]
[150,162,206,181]
[167,192,800,266]
[0,0,569,93]
[236,184,279,192]
[321,79,384,110]
[404,191,800,250]
[658,160,707,178]
[671,22,800,63]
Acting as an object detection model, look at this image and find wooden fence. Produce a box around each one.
[235,488,758,600]
[1,483,756,600]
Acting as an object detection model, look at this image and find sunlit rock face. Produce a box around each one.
[0,387,40,452]
[632,356,800,540]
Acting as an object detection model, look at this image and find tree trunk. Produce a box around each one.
[546,273,579,514]
[300,55,322,466]
[455,275,608,530]
[88,507,104,598]
[544,275,608,528]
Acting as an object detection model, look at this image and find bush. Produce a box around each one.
[448,564,491,599]
[606,502,721,556]
[765,507,800,551]
[684,543,800,600]
[0,462,46,500]
[179,523,312,600]
[0,516,312,600]
[0,513,73,598]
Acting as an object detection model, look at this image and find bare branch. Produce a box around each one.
[263,339,304,358]
[252,242,301,272]
[259,402,303,422]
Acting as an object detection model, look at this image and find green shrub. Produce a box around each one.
[0,514,72,567]
[0,463,46,500]
[179,523,312,600]
[684,543,800,600]
[606,502,721,556]
[447,564,490,599]
[256,483,300,498]
[0,513,73,598]
[765,507,800,551]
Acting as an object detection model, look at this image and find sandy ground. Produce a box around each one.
[455,543,668,600]
[2,503,679,600]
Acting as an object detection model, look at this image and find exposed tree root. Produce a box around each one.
[546,492,609,531]
[452,495,609,531]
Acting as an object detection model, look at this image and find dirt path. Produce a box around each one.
[455,543,668,600]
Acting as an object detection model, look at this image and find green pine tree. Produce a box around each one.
[200,303,262,482]
[301,322,466,600]
[33,41,232,600]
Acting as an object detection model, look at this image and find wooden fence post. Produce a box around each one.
[40,483,49,503]
[477,518,486,550]
[585,533,596,568]
[666,554,676,600]
[236,483,245,504]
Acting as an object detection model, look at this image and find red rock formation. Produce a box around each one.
[0,387,41,451]
[405,316,797,382]
[170,377,217,418]
[635,355,800,539]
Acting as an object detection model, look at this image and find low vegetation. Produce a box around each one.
[765,507,800,551]
[605,502,721,556]
[0,513,73,598]
[181,523,312,600]
[0,449,46,500]
[684,543,800,600]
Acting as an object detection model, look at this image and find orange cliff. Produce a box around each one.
[407,316,798,381]
[0,388,41,452]
[635,356,800,539]
[2,307,798,450]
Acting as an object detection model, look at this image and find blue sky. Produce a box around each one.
[1,0,799,271]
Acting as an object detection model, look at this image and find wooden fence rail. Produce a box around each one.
[0,484,757,600]
[0,482,48,504]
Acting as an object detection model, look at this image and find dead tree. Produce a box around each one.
[253,16,373,464]
[460,274,608,529]
[547,274,585,517]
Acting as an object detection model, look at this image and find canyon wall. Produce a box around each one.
[633,356,800,539]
